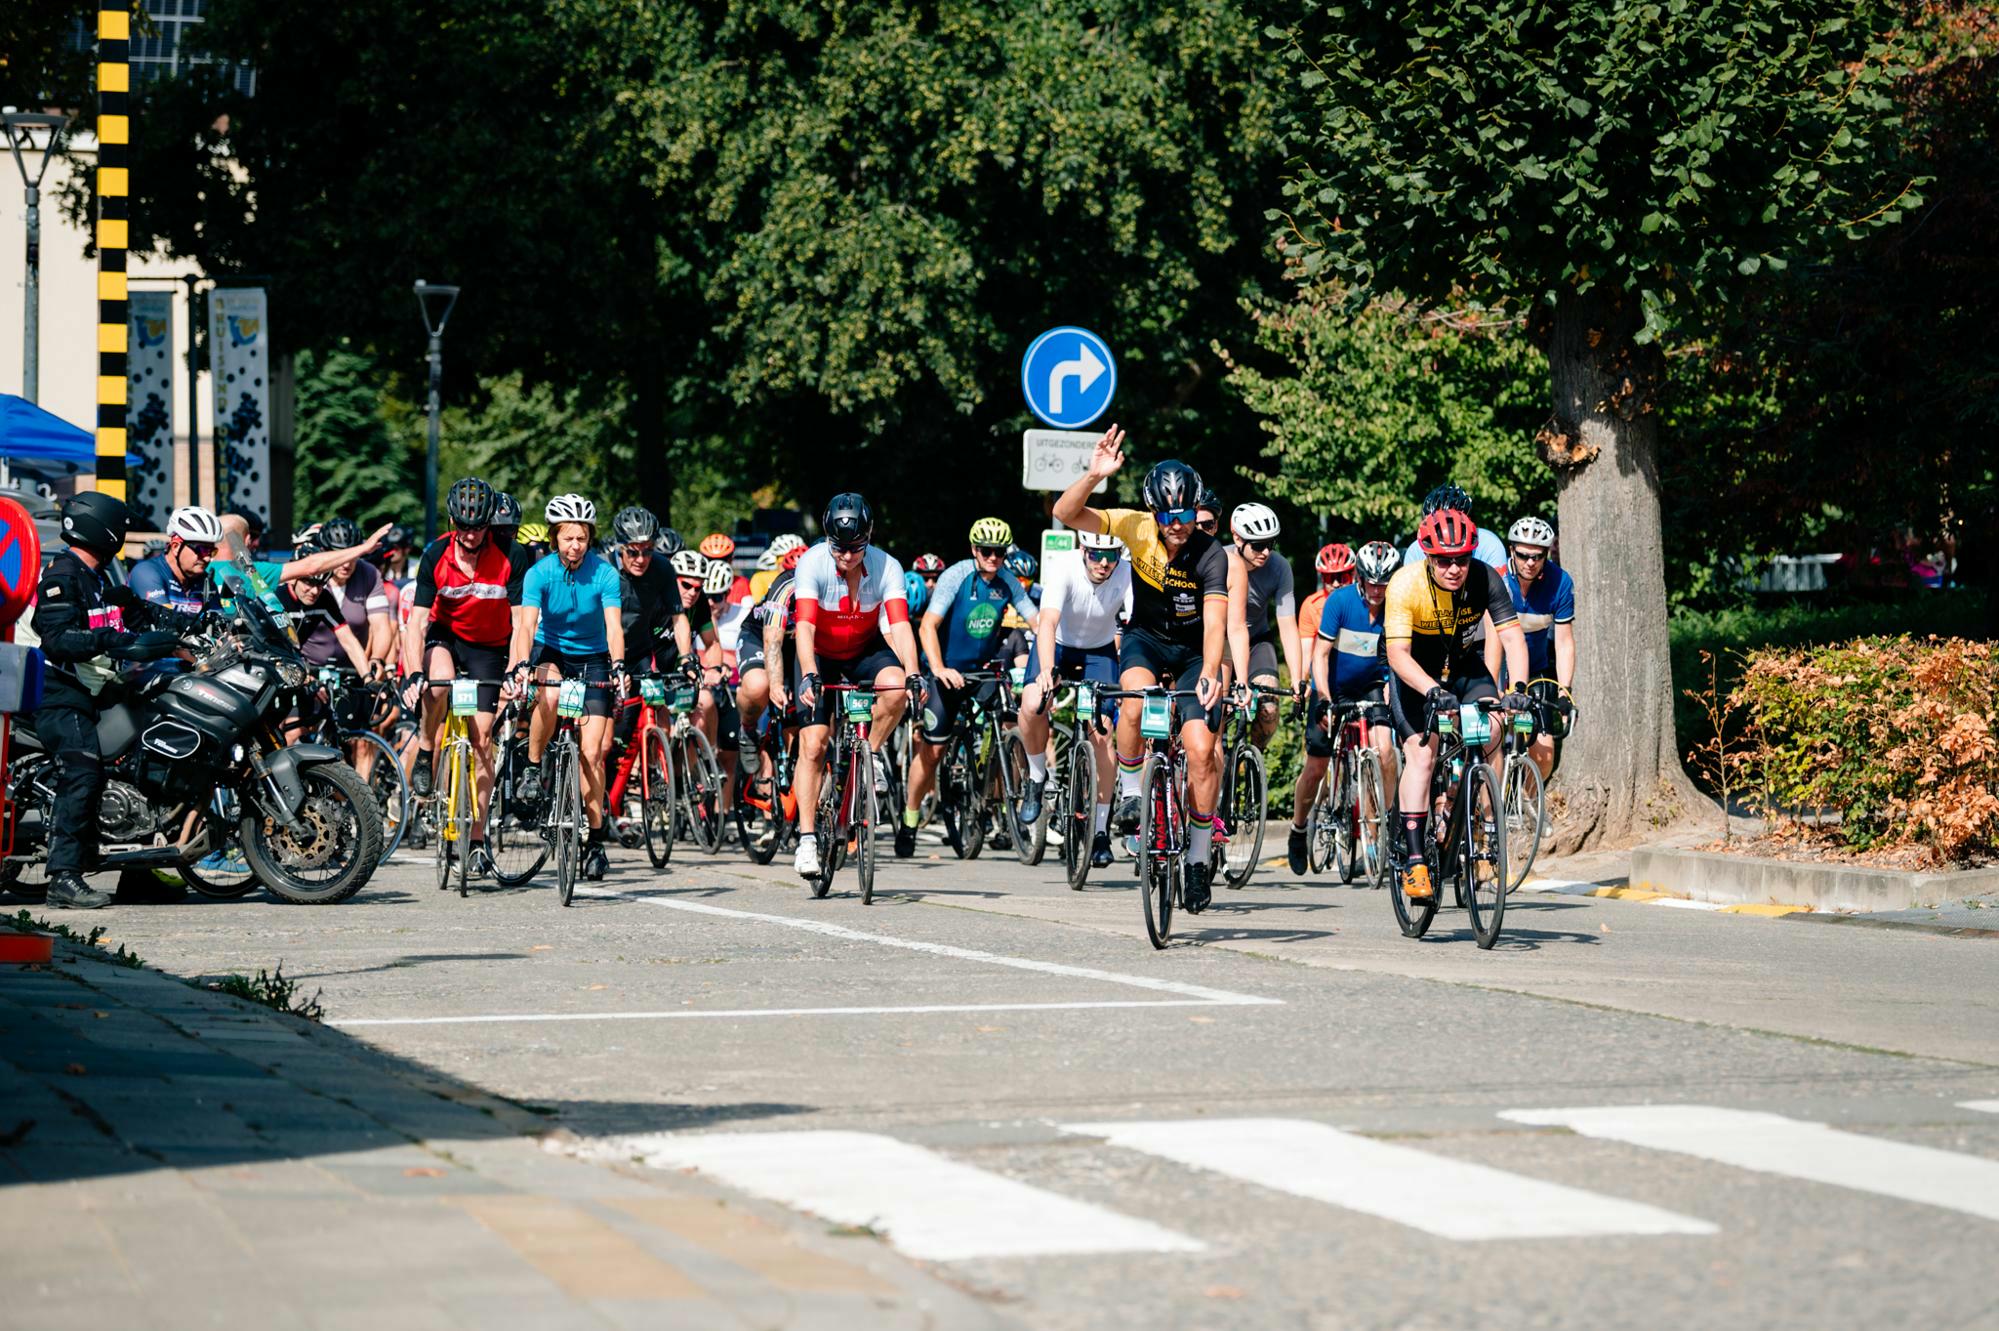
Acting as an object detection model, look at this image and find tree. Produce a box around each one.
[291,348,420,526]
[1269,1,1932,847]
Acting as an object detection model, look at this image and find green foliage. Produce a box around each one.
[427,373,635,520]
[292,348,422,527]
[1222,289,1551,535]
[203,964,325,1022]
[9,910,145,968]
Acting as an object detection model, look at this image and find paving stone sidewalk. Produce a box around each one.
[0,940,1010,1331]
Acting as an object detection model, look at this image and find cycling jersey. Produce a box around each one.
[927,559,1037,670]
[126,553,212,616]
[1100,509,1229,641]
[275,585,349,668]
[793,544,909,661]
[1039,548,1131,649]
[1505,563,1575,680]
[618,561,679,668]
[1316,583,1387,699]
[1381,559,1517,681]
[413,535,516,646]
[1296,585,1332,654]
[1234,549,1296,638]
[523,552,622,655]
[328,560,390,639]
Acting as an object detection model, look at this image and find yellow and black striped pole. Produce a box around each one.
[94,0,129,501]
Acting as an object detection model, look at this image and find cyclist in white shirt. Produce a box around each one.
[1016,529,1132,868]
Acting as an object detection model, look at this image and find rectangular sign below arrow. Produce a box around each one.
[1022,430,1108,494]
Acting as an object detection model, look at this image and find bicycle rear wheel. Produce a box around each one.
[1353,747,1389,890]
[809,744,841,899]
[487,737,550,888]
[1387,793,1439,938]
[1463,761,1508,948]
[1139,755,1175,949]
[1063,736,1097,890]
[1502,755,1544,890]
[944,732,986,860]
[344,729,409,860]
[640,726,676,869]
[1307,773,1338,876]
[1221,744,1267,888]
[679,728,725,853]
[553,744,582,907]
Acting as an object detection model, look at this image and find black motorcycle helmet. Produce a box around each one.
[446,477,497,529]
[60,492,132,555]
[491,491,522,530]
[823,492,874,550]
[319,517,361,551]
[611,505,658,545]
[1421,483,1474,518]
[1140,460,1203,515]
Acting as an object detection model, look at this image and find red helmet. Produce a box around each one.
[911,552,946,575]
[1417,509,1479,558]
[1315,543,1354,578]
[781,545,806,570]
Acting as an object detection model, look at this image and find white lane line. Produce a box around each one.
[1515,878,1598,895]
[1502,1105,1999,1223]
[1958,1100,1999,1115]
[576,887,1282,1008]
[331,999,1227,1028]
[1062,1118,1715,1241]
[1646,897,1727,911]
[605,1130,1203,1261]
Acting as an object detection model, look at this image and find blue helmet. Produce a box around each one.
[1004,547,1038,581]
[903,569,930,617]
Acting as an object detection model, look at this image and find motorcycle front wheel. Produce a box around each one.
[240,763,384,905]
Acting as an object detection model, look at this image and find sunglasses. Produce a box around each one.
[974,544,1007,559]
[183,542,216,558]
[830,541,868,555]
[1154,508,1198,528]
[1196,518,1218,534]
[1242,539,1272,555]
[623,544,654,560]
[1432,554,1473,569]
[1512,549,1547,564]
[1084,548,1120,564]
[678,579,705,593]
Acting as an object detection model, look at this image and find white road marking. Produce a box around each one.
[604,1130,1202,1261]
[1063,1118,1713,1240]
[1958,1100,1999,1115]
[1502,1105,1999,1223]
[1646,897,1727,911]
[332,999,1235,1028]
[1515,878,1598,895]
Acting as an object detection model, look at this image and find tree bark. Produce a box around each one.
[1540,289,1709,852]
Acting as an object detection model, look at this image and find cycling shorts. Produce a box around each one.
[425,626,507,711]
[1245,634,1279,683]
[1117,627,1221,733]
[1052,641,1118,686]
[530,644,614,719]
[917,673,1007,744]
[1388,671,1498,743]
[799,640,904,728]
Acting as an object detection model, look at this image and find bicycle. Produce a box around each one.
[414,677,491,898]
[484,693,551,889]
[1388,696,1510,949]
[1497,700,1544,891]
[1028,671,1108,890]
[309,668,410,860]
[805,682,906,904]
[1308,700,1391,887]
[606,674,678,869]
[662,675,726,854]
[933,669,1025,862]
[1216,682,1290,889]
[1101,686,1203,949]
[733,698,800,866]
[519,675,618,907]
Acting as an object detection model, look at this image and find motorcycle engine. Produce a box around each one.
[99,780,157,844]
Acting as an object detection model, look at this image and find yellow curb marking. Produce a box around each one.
[1718,903,1805,917]
[453,1196,702,1299]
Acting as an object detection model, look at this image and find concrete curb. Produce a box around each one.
[1629,845,1999,914]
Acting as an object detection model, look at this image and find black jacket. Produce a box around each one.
[33,550,181,707]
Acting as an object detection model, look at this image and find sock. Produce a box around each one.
[1095,802,1110,834]
[1292,819,1307,833]
[1402,812,1426,861]
[903,807,920,829]
[1116,756,1142,798]
[1188,811,1215,863]
[798,831,817,847]
[1025,751,1047,781]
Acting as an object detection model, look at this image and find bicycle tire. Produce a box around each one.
[432,741,459,893]
[487,737,550,888]
[343,728,410,861]
[1354,747,1389,891]
[1502,755,1544,891]
[554,743,581,907]
[1330,750,1357,883]
[1464,761,1508,949]
[735,735,787,866]
[1307,773,1337,876]
[1063,735,1097,890]
[856,752,878,905]
[1221,744,1267,888]
[641,726,676,869]
[1139,754,1175,949]
[680,727,725,853]
[809,742,840,899]
[454,746,473,899]
[1387,789,1439,938]
[1005,728,1049,866]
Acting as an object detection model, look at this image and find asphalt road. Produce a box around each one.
[81,826,1999,1331]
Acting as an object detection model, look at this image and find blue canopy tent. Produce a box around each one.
[0,393,137,485]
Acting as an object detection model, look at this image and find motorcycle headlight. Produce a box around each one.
[275,659,308,690]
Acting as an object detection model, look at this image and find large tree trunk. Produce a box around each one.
[1539,289,1708,853]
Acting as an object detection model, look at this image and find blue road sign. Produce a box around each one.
[1021,326,1117,430]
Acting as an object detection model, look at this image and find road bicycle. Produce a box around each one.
[416,677,493,898]
[1497,700,1544,891]
[1102,685,1203,950]
[665,677,727,854]
[1216,682,1290,889]
[484,693,550,889]
[519,676,619,907]
[606,674,678,869]
[307,667,410,860]
[933,669,1025,861]
[1308,699,1391,887]
[1025,670,1110,890]
[1388,696,1510,949]
[733,696,800,866]
[805,682,906,903]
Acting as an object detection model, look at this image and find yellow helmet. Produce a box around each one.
[517,521,549,544]
[969,516,1013,548]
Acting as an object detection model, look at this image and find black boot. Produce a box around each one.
[47,872,112,911]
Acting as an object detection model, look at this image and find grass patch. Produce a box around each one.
[8,909,146,968]
[203,964,326,1023]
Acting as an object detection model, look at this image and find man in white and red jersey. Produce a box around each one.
[401,477,519,869]
[780,492,920,880]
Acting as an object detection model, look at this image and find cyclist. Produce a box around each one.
[402,479,519,856]
[703,555,747,818]
[749,533,804,600]
[607,506,689,783]
[735,543,806,778]
[1052,426,1232,910]
[1383,507,1531,902]
[277,546,377,741]
[1295,543,1354,650]
[1289,540,1400,874]
[1403,484,1508,570]
[128,505,223,617]
[211,512,389,615]
[507,495,627,882]
[786,493,919,879]
[1223,502,1303,751]
[1017,527,1131,868]
[1195,486,1222,538]
[314,517,396,679]
[1499,515,1575,780]
[376,524,416,588]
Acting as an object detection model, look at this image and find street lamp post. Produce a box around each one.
[412,280,460,545]
[2,109,70,405]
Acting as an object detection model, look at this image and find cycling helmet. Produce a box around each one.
[669,550,708,580]
[1140,460,1203,514]
[767,533,806,559]
[60,491,131,553]
[700,532,735,560]
[166,505,223,545]
[822,492,873,549]
[491,491,522,528]
[611,506,658,545]
[290,522,323,547]
[911,551,947,575]
[1230,503,1281,541]
[702,558,734,595]
[1421,483,1474,519]
[1078,528,1122,552]
[781,545,807,570]
[903,570,930,617]
[654,526,685,557]
[755,547,779,572]
[446,477,497,528]
[319,517,361,551]
[1197,485,1222,516]
[969,517,1013,548]
[1417,508,1480,558]
[517,521,548,546]
[1004,548,1037,581]
[384,523,412,549]
[1355,540,1401,584]
[544,494,596,526]
[1316,542,1354,577]
[1508,515,1556,548]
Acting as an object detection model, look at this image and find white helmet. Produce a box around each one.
[703,558,734,595]
[545,494,597,525]
[1077,528,1123,552]
[1507,516,1556,548]
[755,547,779,571]
[290,521,323,547]
[1230,502,1281,542]
[168,505,224,544]
[669,549,708,580]
[767,533,806,558]
[1355,540,1401,585]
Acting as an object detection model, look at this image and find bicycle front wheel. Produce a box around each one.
[1307,771,1338,876]
[553,744,582,907]
[855,752,879,905]
[1221,744,1267,888]
[344,729,410,861]
[1502,755,1544,891]
[1063,735,1097,890]
[680,728,725,853]
[1006,728,1049,866]
[945,732,987,860]
[1353,747,1389,890]
[641,726,676,869]
[487,737,550,888]
[1387,790,1438,939]
[1464,761,1508,949]
[1139,754,1175,949]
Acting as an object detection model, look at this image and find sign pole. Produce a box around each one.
[94,0,131,502]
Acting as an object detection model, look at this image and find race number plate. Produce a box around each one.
[640,677,668,707]
[1511,707,1535,734]
[843,689,875,722]
[1139,694,1173,740]
[557,677,587,719]
[671,686,698,712]
[1458,703,1492,744]
[449,679,480,716]
[1009,665,1026,690]
[1075,682,1096,719]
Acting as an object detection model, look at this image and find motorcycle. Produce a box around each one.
[2,580,385,904]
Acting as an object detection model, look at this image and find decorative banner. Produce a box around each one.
[209,286,271,527]
[126,290,175,529]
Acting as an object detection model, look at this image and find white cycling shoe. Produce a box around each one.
[793,835,820,879]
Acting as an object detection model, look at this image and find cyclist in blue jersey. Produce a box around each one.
[127,506,223,616]
[898,517,1039,858]
[506,495,627,880]
[1289,541,1401,875]
[1497,515,1575,780]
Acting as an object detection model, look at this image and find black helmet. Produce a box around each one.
[385,523,412,549]
[491,491,522,527]
[60,492,132,554]
[654,526,685,557]
[1421,483,1474,519]
[611,505,658,545]
[1196,484,1221,515]
[823,492,874,549]
[1140,460,1203,515]
[319,517,361,551]
[446,477,497,528]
